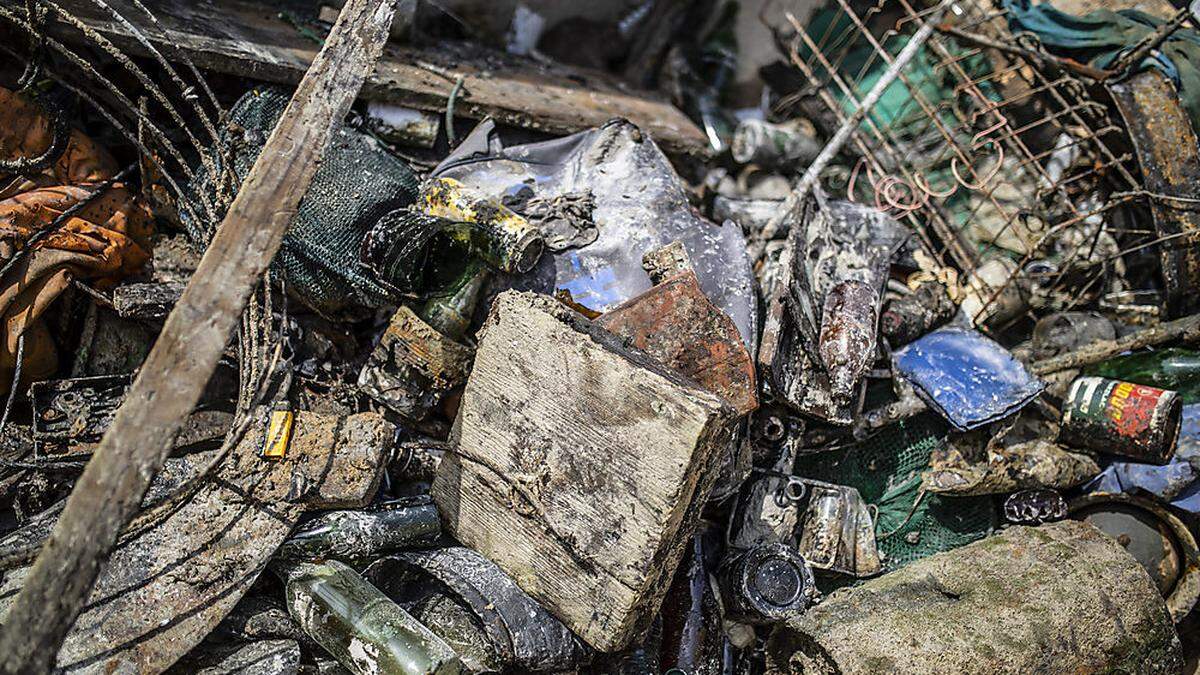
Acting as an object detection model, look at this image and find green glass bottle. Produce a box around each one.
[279,559,463,675]
[1087,348,1200,404]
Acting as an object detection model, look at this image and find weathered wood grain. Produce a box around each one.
[0,1,397,670]
[433,291,736,652]
[33,0,710,159]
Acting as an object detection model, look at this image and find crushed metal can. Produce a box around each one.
[1060,376,1182,465]
[794,479,881,577]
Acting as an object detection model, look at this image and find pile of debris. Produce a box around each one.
[0,0,1199,672]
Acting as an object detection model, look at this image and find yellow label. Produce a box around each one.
[262,410,294,460]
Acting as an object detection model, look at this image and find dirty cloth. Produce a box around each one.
[1087,403,1200,514]
[1005,0,1200,130]
[181,87,422,319]
[0,87,153,394]
[431,118,758,351]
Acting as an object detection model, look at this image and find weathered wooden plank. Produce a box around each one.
[33,0,710,159]
[433,291,736,652]
[0,1,398,670]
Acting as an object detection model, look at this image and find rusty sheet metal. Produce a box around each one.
[597,269,758,416]
[1109,70,1200,318]
[37,0,710,159]
[40,411,391,673]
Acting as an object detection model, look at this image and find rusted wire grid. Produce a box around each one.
[782,0,1152,330]
[0,0,232,227]
[781,8,979,271]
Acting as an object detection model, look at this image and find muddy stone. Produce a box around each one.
[766,520,1182,674]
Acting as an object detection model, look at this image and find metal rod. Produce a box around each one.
[754,0,949,250]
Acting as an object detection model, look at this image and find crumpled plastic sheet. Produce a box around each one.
[893,327,1045,431]
[432,118,758,351]
[1087,403,1200,514]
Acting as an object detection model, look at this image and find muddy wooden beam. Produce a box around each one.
[0,0,398,670]
[28,0,711,159]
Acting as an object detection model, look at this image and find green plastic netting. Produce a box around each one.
[794,413,997,571]
[180,86,425,319]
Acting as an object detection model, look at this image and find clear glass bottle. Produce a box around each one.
[279,559,463,675]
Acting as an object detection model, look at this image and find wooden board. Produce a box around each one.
[433,291,735,652]
[35,0,711,159]
[0,1,397,669]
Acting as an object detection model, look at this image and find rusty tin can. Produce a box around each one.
[1060,376,1182,464]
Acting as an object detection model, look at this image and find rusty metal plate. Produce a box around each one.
[597,270,758,416]
[1109,70,1200,318]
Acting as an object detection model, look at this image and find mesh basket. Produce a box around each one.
[795,413,997,571]
[181,87,423,318]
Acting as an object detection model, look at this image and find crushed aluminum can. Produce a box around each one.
[1060,376,1182,465]
[893,327,1045,432]
[795,479,882,577]
[1003,489,1068,525]
[717,542,816,625]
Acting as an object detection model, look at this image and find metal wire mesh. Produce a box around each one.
[773,0,1186,335]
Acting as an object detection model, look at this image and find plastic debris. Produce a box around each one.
[893,327,1045,431]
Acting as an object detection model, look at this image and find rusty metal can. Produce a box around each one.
[1060,376,1182,464]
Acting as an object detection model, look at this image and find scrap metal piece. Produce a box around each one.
[30,375,131,453]
[795,480,882,577]
[356,306,474,424]
[1061,376,1182,464]
[366,547,587,672]
[596,257,758,416]
[893,327,1044,431]
[39,411,392,673]
[1109,69,1200,318]
[759,196,906,425]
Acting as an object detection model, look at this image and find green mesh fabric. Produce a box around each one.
[795,413,997,571]
[180,86,423,318]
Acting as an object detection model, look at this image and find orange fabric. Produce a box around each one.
[0,86,153,393]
